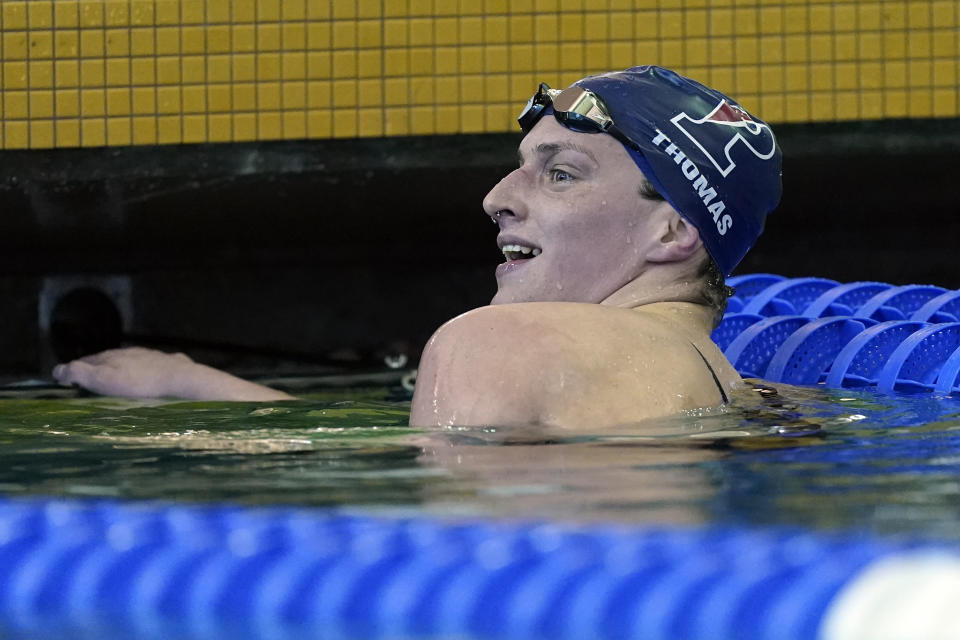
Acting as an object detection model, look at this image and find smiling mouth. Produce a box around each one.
[501,243,542,261]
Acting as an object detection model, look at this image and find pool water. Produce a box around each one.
[0,379,959,540]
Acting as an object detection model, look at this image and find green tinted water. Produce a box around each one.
[1,381,960,539]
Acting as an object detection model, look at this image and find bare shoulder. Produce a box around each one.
[410,303,739,429]
[410,304,578,428]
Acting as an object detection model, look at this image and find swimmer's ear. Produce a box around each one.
[646,209,702,263]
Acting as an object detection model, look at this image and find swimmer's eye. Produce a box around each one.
[548,168,575,183]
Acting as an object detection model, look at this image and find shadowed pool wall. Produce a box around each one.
[1,1,959,377]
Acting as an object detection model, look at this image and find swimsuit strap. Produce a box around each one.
[691,343,729,404]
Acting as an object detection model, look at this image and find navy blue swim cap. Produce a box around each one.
[572,66,782,276]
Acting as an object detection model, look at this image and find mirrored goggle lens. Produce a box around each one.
[552,87,613,133]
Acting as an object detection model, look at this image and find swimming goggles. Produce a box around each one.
[518,83,641,151]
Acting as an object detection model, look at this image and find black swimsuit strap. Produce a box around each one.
[691,343,729,404]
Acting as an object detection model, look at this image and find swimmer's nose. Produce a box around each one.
[482,169,527,224]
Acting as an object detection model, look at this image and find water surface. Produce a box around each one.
[1,380,958,540]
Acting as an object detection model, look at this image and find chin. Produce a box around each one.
[493,282,616,305]
[490,288,526,305]
[490,286,564,305]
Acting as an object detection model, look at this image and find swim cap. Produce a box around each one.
[573,66,782,276]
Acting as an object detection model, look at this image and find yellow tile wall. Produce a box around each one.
[1,0,958,149]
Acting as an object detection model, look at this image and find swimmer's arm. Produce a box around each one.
[52,347,295,401]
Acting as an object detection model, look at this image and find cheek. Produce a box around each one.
[568,200,644,255]
[546,211,602,258]
[550,208,643,280]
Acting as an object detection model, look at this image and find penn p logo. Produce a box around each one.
[670,100,777,177]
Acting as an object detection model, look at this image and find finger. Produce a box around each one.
[52,361,98,388]
[52,364,68,384]
[52,362,81,385]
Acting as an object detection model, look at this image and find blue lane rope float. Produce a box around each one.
[935,346,960,396]
[739,277,839,317]
[802,281,892,319]
[877,323,960,393]
[726,273,786,302]
[855,284,947,321]
[0,497,958,640]
[715,275,960,394]
[823,320,929,390]
[711,312,763,353]
[763,317,874,386]
[723,316,810,379]
[911,290,960,323]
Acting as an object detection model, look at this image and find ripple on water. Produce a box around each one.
[0,382,958,537]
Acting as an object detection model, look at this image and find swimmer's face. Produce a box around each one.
[484,116,673,305]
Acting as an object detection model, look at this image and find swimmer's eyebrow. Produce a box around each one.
[517,141,599,166]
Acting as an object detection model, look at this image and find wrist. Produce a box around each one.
[171,362,293,401]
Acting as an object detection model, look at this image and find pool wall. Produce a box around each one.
[2,126,959,380]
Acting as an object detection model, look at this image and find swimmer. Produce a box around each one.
[52,66,782,429]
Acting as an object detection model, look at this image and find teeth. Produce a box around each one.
[501,243,541,261]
